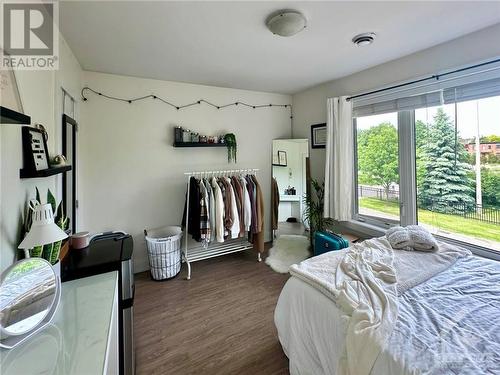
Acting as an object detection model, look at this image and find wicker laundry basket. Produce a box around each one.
[144,226,183,280]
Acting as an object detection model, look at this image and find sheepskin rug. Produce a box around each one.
[265,235,311,273]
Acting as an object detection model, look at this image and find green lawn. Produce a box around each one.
[359,197,500,243]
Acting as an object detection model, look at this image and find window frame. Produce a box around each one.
[352,115,402,228]
[351,102,499,260]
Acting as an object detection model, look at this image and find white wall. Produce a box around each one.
[79,71,291,272]
[0,37,82,273]
[292,23,500,183]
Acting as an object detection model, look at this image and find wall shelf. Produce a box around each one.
[20,165,72,179]
[1,106,31,125]
[173,142,226,148]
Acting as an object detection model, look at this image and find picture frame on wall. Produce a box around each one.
[21,126,50,171]
[0,50,24,114]
[278,150,287,166]
[311,123,327,149]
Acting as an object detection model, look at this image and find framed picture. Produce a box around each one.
[311,123,327,149]
[278,150,287,166]
[0,50,24,114]
[22,127,50,171]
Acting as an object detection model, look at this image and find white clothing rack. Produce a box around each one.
[183,168,261,280]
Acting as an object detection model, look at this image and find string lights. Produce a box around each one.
[81,86,293,120]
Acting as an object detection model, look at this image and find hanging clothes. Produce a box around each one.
[183,173,263,251]
[182,177,201,242]
[231,176,245,237]
[199,180,210,246]
[211,177,225,243]
[219,178,233,237]
[240,176,252,232]
[251,175,265,254]
[272,177,280,231]
[246,175,258,234]
[225,177,240,239]
[204,178,216,242]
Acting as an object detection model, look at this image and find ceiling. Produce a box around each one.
[59,1,500,94]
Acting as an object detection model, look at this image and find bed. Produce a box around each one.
[274,238,500,375]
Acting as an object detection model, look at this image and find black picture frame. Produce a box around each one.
[311,123,327,149]
[277,150,287,166]
[21,126,50,172]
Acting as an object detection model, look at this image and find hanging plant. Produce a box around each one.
[224,133,237,163]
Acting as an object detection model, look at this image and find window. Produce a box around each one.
[414,97,500,251]
[355,113,400,225]
[352,75,500,254]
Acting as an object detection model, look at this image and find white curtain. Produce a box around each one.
[324,96,353,221]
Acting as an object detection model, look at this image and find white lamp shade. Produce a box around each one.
[18,204,68,249]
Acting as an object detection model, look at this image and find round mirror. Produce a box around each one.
[0,258,57,336]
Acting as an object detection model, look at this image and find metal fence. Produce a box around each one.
[358,185,399,201]
[358,185,500,225]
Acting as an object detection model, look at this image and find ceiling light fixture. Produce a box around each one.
[266,10,307,37]
[352,32,376,46]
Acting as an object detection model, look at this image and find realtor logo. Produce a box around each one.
[1,1,59,69]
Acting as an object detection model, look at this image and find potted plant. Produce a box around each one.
[224,133,237,163]
[21,188,69,275]
[302,179,334,247]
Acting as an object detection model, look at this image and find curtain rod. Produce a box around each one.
[345,57,500,102]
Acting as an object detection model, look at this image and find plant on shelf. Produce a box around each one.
[224,133,237,163]
[302,179,334,245]
[21,187,69,265]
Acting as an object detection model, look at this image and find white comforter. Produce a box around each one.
[290,238,398,375]
[276,242,500,374]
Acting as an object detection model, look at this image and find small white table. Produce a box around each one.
[279,195,301,222]
[0,272,119,375]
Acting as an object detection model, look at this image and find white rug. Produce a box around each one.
[265,235,311,273]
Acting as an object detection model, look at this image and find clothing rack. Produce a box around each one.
[183,168,261,280]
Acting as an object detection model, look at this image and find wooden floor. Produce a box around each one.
[134,248,290,375]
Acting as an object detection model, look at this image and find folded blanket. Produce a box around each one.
[289,237,470,375]
[386,225,438,252]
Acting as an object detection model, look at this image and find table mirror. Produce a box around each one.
[0,258,60,349]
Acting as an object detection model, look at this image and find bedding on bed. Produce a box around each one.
[275,255,500,375]
[281,237,475,375]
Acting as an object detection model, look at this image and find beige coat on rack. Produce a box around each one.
[252,175,265,254]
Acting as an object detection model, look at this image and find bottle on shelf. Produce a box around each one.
[174,126,183,143]
[183,129,191,142]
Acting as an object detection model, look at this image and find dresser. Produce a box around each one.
[0,272,119,375]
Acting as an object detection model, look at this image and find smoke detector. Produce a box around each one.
[352,32,376,46]
[266,10,307,37]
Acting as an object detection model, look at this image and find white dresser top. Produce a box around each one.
[280,195,301,202]
[0,271,118,375]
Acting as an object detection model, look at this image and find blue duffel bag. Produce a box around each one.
[314,231,350,256]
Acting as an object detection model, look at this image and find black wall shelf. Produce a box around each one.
[173,142,226,148]
[1,106,31,125]
[20,165,72,179]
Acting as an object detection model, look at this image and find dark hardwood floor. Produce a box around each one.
[134,248,290,374]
